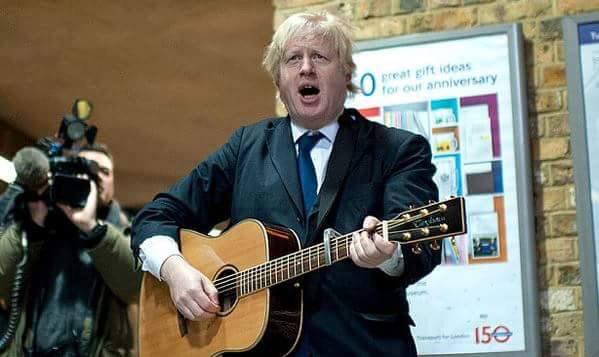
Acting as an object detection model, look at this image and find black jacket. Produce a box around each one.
[132,108,440,356]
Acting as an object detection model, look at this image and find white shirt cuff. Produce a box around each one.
[139,235,182,280]
[377,244,405,276]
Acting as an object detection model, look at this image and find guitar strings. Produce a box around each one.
[212,221,450,294]
[211,209,447,293]
[212,217,444,293]
[211,205,450,292]
[214,227,448,295]
[212,223,379,290]
[211,211,437,291]
[212,229,363,292]
[214,236,352,294]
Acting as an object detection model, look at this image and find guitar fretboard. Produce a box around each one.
[235,234,352,296]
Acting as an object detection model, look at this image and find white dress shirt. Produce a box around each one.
[139,117,404,279]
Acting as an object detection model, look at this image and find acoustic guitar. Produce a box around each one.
[139,197,467,356]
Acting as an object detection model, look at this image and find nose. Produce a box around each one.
[299,57,314,75]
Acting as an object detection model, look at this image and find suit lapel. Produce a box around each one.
[312,109,369,240]
[265,118,305,217]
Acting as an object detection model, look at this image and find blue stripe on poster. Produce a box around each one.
[492,161,503,193]
[455,154,462,196]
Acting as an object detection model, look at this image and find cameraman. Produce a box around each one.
[0,143,141,356]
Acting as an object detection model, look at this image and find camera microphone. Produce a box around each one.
[13,147,50,191]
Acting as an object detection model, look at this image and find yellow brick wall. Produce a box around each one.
[272,0,599,356]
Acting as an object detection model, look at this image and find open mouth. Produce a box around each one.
[299,85,320,97]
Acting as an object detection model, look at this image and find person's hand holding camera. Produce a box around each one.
[57,179,108,248]
[57,179,99,234]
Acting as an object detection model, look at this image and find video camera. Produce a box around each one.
[24,99,100,208]
[46,156,99,209]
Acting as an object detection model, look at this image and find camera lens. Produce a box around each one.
[66,121,86,141]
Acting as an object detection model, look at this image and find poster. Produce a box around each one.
[346,32,527,354]
[565,14,599,357]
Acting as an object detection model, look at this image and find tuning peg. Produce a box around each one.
[420,228,430,236]
[402,233,412,241]
[419,209,429,215]
[440,224,448,232]
[439,204,447,212]
[450,237,456,245]
[401,214,411,220]
[429,240,441,250]
[411,245,422,255]
[428,200,436,204]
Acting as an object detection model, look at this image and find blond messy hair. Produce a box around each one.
[262,11,358,93]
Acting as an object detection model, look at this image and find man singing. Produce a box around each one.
[132,11,439,356]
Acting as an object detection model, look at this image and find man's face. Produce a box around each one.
[78,151,114,207]
[277,36,349,129]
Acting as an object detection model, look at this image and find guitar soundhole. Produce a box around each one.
[215,266,238,316]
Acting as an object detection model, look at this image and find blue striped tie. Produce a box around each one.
[297,132,323,217]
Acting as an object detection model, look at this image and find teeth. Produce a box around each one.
[299,85,319,96]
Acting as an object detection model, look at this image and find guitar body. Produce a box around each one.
[139,219,303,356]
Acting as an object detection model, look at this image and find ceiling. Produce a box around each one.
[0,0,276,207]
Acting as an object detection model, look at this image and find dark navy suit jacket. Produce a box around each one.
[132,108,440,356]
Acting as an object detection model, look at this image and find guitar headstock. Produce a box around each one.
[384,197,467,253]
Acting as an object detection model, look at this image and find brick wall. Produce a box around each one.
[272,0,599,356]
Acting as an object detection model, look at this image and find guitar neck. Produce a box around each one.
[234,233,353,297]
[218,197,466,298]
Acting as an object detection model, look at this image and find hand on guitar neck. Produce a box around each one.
[160,255,221,321]
[350,216,398,268]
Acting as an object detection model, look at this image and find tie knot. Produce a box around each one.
[298,132,323,153]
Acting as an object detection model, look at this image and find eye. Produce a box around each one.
[312,53,328,62]
[286,54,301,63]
